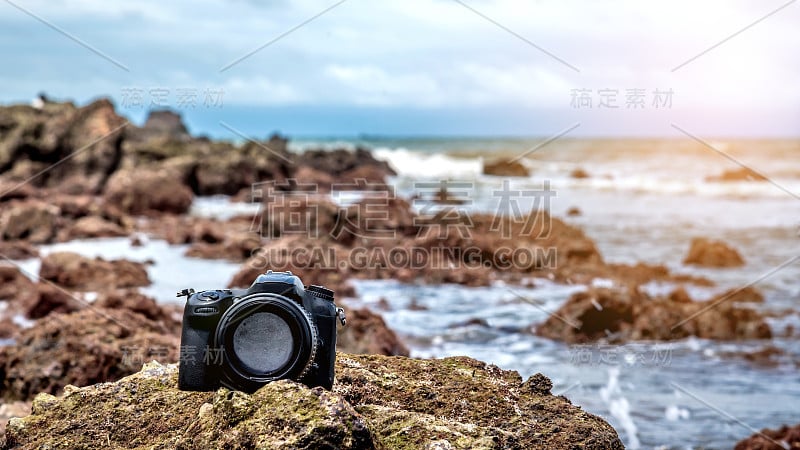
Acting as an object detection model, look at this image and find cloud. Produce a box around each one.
[0,0,798,135]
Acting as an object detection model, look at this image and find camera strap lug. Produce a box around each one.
[176,288,195,298]
[336,307,346,326]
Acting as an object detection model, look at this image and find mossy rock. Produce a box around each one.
[3,355,623,449]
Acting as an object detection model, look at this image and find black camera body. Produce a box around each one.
[178,271,344,392]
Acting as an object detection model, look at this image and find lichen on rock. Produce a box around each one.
[2,355,624,450]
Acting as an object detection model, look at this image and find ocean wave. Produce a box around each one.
[372,146,800,200]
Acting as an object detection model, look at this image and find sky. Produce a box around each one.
[1,0,799,138]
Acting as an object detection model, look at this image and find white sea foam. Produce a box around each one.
[374,147,484,179]
[665,405,690,421]
[600,368,640,450]
[369,146,800,200]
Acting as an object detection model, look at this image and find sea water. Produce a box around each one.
[27,138,800,449]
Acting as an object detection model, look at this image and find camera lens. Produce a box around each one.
[214,293,318,392]
[232,312,294,373]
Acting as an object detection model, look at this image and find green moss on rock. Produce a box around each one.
[3,355,623,450]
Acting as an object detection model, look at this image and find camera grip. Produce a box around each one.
[178,325,219,391]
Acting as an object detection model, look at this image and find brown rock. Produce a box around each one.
[0,202,58,244]
[292,165,336,191]
[2,355,623,450]
[713,285,764,303]
[23,283,82,319]
[230,235,355,297]
[103,168,193,215]
[707,167,768,182]
[336,308,409,356]
[296,147,396,180]
[734,423,800,450]
[57,99,127,193]
[337,164,392,185]
[0,242,38,260]
[185,231,262,262]
[0,266,34,303]
[0,99,126,193]
[570,168,590,179]
[62,215,127,240]
[566,206,582,216]
[683,237,745,267]
[0,182,35,202]
[39,251,150,291]
[0,307,179,401]
[0,318,20,340]
[536,286,771,343]
[483,159,529,177]
[94,289,181,333]
[141,110,189,138]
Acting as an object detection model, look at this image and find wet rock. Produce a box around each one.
[0,99,125,193]
[336,308,409,356]
[0,308,179,401]
[683,237,745,267]
[22,283,82,319]
[707,167,768,182]
[93,289,181,333]
[570,168,590,179]
[140,110,189,138]
[56,99,127,193]
[0,202,58,244]
[39,251,150,291]
[103,168,193,215]
[296,147,396,181]
[482,159,529,177]
[0,242,38,260]
[292,164,336,191]
[185,231,263,262]
[61,215,127,240]
[0,266,34,303]
[535,287,771,343]
[566,206,582,216]
[734,423,800,450]
[4,356,624,449]
[0,318,20,340]
[715,286,765,303]
[0,183,35,202]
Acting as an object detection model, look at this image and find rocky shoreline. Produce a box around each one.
[0,98,793,448]
[3,357,624,449]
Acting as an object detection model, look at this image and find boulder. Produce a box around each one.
[535,287,771,343]
[103,168,193,215]
[0,202,58,244]
[482,159,529,177]
[0,242,38,260]
[3,356,624,449]
[296,147,396,180]
[0,266,34,302]
[683,237,745,267]
[61,215,127,240]
[0,308,179,401]
[734,423,800,450]
[707,167,768,182]
[141,110,189,138]
[337,308,409,356]
[39,251,150,291]
[21,283,82,319]
[93,289,181,333]
[185,231,263,262]
[569,168,590,179]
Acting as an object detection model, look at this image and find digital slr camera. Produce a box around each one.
[178,271,345,392]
